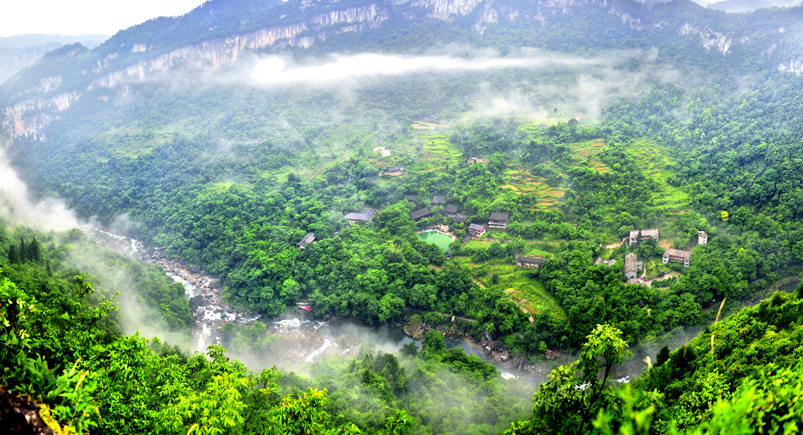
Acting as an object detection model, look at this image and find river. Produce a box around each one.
[79,225,542,380]
[77,224,803,385]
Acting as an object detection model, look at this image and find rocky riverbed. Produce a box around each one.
[78,225,560,379]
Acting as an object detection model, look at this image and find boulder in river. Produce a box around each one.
[403,315,426,340]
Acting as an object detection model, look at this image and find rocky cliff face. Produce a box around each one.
[778,56,803,74]
[0,3,389,148]
[409,0,483,21]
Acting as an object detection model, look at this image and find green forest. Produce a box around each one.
[4,0,803,433]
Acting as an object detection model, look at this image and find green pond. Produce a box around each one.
[417,230,453,252]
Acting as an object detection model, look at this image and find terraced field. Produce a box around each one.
[420,133,463,162]
[453,257,566,319]
[502,165,566,209]
[567,139,610,173]
[627,138,690,214]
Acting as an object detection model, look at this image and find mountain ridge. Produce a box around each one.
[2,0,803,150]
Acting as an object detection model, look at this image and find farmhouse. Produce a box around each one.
[344,209,376,224]
[461,234,472,245]
[404,195,417,204]
[623,253,643,280]
[431,196,446,205]
[297,232,316,250]
[373,146,386,152]
[386,166,404,176]
[410,207,432,221]
[381,150,391,157]
[628,229,660,246]
[516,255,544,268]
[469,157,480,164]
[663,249,691,267]
[444,204,460,216]
[453,213,468,224]
[698,231,708,245]
[488,212,509,229]
[424,115,439,122]
[468,223,486,237]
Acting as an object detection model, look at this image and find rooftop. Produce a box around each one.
[629,230,640,238]
[468,223,485,232]
[665,248,692,259]
[453,213,468,223]
[445,204,460,214]
[642,229,660,238]
[489,212,509,221]
[388,166,403,172]
[297,232,316,248]
[516,255,544,265]
[624,252,639,273]
[404,195,417,202]
[344,209,376,221]
[432,195,446,204]
[410,207,432,221]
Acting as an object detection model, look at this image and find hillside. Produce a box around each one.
[3,0,803,433]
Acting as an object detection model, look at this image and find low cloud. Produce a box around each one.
[0,147,80,231]
[249,52,601,87]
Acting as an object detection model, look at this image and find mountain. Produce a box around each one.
[708,0,803,12]
[2,0,803,149]
[0,34,109,84]
[0,34,109,50]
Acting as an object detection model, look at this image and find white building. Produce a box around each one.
[698,231,708,245]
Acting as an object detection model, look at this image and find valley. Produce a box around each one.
[3,0,803,433]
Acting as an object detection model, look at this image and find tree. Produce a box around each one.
[720,211,729,222]
[19,238,27,263]
[7,244,20,265]
[505,324,632,434]
[280,278,302,304]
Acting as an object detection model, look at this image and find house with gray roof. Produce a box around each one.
[432,196,446,205]
[444,204,460,215]
[386,166,404,176]
[297,233,316,250]
[489,212,509,229]
[623,253,643,279]
[468,223,486,237]
[404,195,417,204]
[628,229,660,246]
[516,256,544,268]
[410,207,432,221]
[663,248,691,267]
[344,209,376,224]
[453,213,468,224]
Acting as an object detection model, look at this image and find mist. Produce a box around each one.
[249,52,601,87]
[0,147,79,231]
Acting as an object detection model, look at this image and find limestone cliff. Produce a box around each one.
[410,0,483,21]
[0,3,389,148]
[778,56,803,74]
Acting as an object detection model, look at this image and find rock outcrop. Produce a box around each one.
[410,0,483,21]
[0,3,389,147]
[778,56,803,75]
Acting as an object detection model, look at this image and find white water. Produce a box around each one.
[501,372,518,380]
[167,272,197,298]
[275,318,326,331]
[306,339,332,362]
